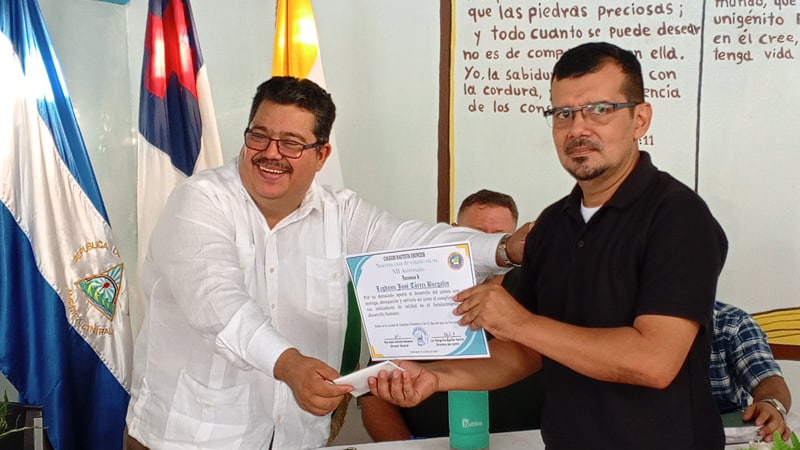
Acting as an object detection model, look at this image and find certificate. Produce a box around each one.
[346,242,490,361]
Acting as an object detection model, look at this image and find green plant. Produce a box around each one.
[741,431,800,450]
[0,390,41,439]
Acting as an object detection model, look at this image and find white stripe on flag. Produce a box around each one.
[134,62,223,336]
[136,137,189,270]
[305,52,343,189]
[0,34,131,390]
[195,67,224,171]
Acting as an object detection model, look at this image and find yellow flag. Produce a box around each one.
[273,0,318,77]
[272,0,343,188]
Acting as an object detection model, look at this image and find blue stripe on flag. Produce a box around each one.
[139,77,202,177]
[1,2,132,450]
[139,0,206,177]
[0,206,129,448]
[1,0,108,221]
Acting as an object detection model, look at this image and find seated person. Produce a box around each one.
[360,189,545,441]
[712,301,792,441]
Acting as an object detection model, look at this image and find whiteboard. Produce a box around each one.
[450,0,800,314]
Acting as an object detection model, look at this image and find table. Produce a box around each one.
[326,412,800,450]
[326,430,545,450]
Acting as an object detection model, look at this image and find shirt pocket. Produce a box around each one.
[305,256,346,316]
[164,369,251,447]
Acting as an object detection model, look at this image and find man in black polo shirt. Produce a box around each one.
[360,190,546,441]
[370,42,727,450]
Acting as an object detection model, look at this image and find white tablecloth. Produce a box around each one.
[326,430,545,450]
[326,412,800,450]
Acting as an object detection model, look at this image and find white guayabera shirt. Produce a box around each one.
[127,159,505,449]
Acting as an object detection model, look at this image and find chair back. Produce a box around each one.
[770,344,800,361]
[753,307,799,360]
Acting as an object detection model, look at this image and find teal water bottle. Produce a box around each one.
[448,390,490,449]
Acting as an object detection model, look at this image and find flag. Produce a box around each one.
[0,1,132,449]
[273,0,344,189]
[136,0,223,333]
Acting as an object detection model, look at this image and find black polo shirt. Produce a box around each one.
[517,151,727,450]
[398,268,547,437]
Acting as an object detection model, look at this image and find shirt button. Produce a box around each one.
[577,240,584,248]
[269,267,275,273]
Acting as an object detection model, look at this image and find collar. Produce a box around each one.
[299,181,326,214]
[268,181,325,229]
[561,151,658,215]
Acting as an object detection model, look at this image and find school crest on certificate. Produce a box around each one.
[346,242,490,360]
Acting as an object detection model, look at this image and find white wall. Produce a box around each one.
[784,361,800,411]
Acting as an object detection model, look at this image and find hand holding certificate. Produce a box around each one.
[346,242,490,361]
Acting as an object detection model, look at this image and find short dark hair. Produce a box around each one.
[551,42,644,103]
[248,76,336,142]
[458,189,519,223]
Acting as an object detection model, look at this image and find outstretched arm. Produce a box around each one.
[368,340,539,407]
[455,283,700,389]
[360,396,413,441]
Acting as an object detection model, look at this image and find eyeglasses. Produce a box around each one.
[243,128,326,159]
[543,101,639,128]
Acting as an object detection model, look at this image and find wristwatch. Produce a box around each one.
[759,398,787,419]
[497,234,521,268]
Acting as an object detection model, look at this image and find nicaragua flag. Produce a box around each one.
[0,1,132,449]
[273,0,344,189]
[136,0,223,333]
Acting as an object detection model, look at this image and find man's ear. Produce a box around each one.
[632,102,653,140]
[315,143,332,171]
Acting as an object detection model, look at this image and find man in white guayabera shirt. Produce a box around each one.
[125,76,527,450]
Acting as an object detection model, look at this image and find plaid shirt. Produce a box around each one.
[710,301,782,411]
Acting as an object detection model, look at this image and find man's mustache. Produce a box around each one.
[565,137,601,153]
[251,154,292,172]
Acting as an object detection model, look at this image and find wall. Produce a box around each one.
[449,0,800,319]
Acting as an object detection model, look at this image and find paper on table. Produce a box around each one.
[721,410,769,444]
[722,410,800,446]
[346,242,490,361]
